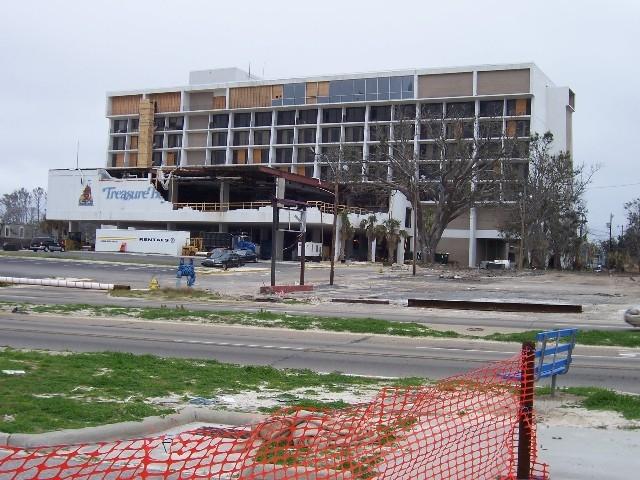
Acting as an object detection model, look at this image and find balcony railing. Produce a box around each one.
[173,200,375,216]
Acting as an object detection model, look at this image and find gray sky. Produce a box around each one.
[1,0,638,239]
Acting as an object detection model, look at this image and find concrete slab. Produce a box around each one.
[538,425,640,479]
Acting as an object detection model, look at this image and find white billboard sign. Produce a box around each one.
[95,229,190,256]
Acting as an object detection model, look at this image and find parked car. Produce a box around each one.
[624,306,640,327]
[201,251,242,269]
[30,237,65,252]
[233,248,257,263]
[2,241,20,251]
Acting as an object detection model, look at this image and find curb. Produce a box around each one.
[0,408,267,448]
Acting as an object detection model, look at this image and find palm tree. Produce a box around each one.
[338,212,355,261]
[377,218,407,264]
[359,215,378,262]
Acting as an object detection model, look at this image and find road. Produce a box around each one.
[2,312,639,392]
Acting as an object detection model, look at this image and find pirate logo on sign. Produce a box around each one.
[78,182,93,206]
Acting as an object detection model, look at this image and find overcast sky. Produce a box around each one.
[1,0,638,239]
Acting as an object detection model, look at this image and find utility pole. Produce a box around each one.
[607,213,613,270]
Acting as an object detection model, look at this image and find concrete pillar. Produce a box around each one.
[68,221,79,232]
[219,181,230,202]
[371,238,376,263]
[168,178,178,204]
[275,177,286,199]
[468,207,477,267]
[396,236,405,264]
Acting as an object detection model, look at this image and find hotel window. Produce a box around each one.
[506,98,532,116]
[446,121,474,139]
[233,130,249,146]
[275,147,293,163]
[479,120,503,139]
[112,136,126,150]
[369,124,389,141]
[234,113,251,128]
[277,110,296,126]
[369,105,391,121]
[276,129,294,144]
[154,117,166,130]
[282,83,306,106]
[322,127,341,143]
[298,109,318,125]
[210,114,229,129]
[112,119,128,133]
[420,103,443,119]
[167,116,184,130]
[211,132,228,147]
[298,128,316,144]
[253,130,270,145]
[130,118,139,131]
[395,104,416,120]
[345,107,365,123]
[446,102,475,118]
[152,152,162,166]
[254,111,272,127]
[479,100,504,117]
[419,143,440,160]
[212,150,226,165]
[297,147,315,163]
[420,122,441,140]
[167,134,182,148]
[322,108,342,123]
[344,126,364,142]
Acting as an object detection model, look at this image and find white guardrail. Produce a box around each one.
[0,277,128,291]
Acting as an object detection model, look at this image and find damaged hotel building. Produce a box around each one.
[47,63,574,265]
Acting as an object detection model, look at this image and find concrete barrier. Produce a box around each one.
[260,285,314,294]
[0,276,130,291]
[407,298,582,313]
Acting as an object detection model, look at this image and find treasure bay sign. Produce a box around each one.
[95,228,190,256]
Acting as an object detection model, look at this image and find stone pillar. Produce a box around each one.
[396,236,405,265]
[468,207,477,267]
[219,181,229,211]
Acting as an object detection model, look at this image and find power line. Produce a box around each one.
[587,181,640,189]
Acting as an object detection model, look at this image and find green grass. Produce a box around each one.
[110,288,223,301]
[487,329,640,348]
[4,301,640,347]
[537,386,640,420]
[0,348,391,434]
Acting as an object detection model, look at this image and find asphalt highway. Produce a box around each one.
[1,312,639,393]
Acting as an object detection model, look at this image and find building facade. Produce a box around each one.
[48,63,574,265]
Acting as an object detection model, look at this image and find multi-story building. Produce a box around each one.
[48,63,574,265]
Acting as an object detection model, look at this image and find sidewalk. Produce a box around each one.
[538,425,640,479]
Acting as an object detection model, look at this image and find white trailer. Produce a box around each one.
[297,241,323,261]
[95,228,190,256]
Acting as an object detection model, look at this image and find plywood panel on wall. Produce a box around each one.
[418,73,473,98]
[213,96,226,109]
[477,69,530,95]
[230,86,273,108]
[166,152,177,166]
[149,92,181,113]
[111,95,142,115]
[272,85,283,101]
[317,82,329,97]
[113,153,125,167]
[129,136,138,149]
[137,99,154,168]
[128,153,138,167]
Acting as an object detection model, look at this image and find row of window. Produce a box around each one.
[111,99,531,135]
[111,119,531,151]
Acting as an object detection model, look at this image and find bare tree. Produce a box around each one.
[1,188,33,224]
[500,132,594,269]
[368,104,511,270]
[32,187,46,224]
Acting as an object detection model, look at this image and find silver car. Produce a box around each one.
[624,307,640,327]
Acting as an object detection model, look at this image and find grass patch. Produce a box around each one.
[538,386,640,420]
[486,329,640,348]
[110,288,223,301]
[258,398,352,413]
[0,281,9,287]
[0,349,391,433]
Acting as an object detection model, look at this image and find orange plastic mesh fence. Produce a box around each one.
[0,353,548,479]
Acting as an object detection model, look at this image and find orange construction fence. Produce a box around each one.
[0,350,548,479]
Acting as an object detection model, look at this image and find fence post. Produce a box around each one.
[517,341,535,479]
